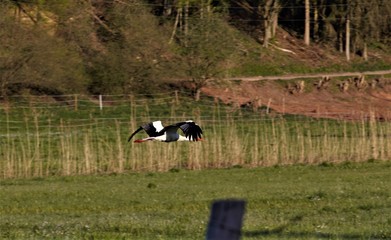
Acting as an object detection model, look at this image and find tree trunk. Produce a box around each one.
[195,88,201,101]
[163,0,172,16]
[263,0,280,48]
[313,3,319,42]
[200,0,204,19]
[200,0,212,19]
[169,8,181,44]
[207,0,212,14]
[263,19,271,48]
[304,0,310,45]
[363,42,368,61]
[272,13,278,37]
[184,0,189,37]
[339,30,343,53]
[345,18,350,61]
[263,1,271,48]
[271,0,279,38]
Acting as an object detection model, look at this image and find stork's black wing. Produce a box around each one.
[128,126,143,142]
[176,121,203,141]
[128,121,163,142]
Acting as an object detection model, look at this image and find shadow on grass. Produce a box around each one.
[244,229,358,239]
[242,212,390,239]
[243,224,383,239]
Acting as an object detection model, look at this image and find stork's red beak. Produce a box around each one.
[134,139,145,143]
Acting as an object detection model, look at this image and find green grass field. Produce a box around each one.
[1,94,391,239]
[1,161,390,239]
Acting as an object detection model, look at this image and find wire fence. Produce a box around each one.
[1,90,388,121]
[0,89,388,143]
[2,90,391,179]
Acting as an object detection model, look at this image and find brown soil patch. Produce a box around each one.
[202,81,391,120]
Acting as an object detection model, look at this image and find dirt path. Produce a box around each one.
[227,69,391,81]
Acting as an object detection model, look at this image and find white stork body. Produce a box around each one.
[128,120,203,143]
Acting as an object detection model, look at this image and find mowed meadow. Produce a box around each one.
[1,161,391,239]
[1,92,391,239]
[1,92,391,179]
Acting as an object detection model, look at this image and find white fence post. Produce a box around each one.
[99,95,103,111]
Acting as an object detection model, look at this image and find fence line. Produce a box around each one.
[0,112,378,126]
[0,116,384,145]
[1,91,387,118]
[1,90,391,179]
[2,92,198,110]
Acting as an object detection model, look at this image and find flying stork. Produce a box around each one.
[128,120,203,143]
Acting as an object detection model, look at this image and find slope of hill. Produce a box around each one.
[3,1,391,122]
[201,28,391,120]
[203,80,391,120]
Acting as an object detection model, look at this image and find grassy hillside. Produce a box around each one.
[229,28,391,77]
[2,1,391,97]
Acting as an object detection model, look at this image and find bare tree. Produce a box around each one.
[345,16,350,61]
[263,0,281,47]
[304,0,310,45]
[236,0,281,48]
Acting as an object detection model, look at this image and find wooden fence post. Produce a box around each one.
[266,98,272,114]
[74,94,78,111]
[206,199,246,240]
[175,90,179,105]
[129,94,134,118]
[99,95,103,111]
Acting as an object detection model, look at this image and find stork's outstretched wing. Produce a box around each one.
[128,126,143,142]
[128,121,165,142]
[176,121,203,141]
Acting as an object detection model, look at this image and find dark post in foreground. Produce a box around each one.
[206,199,246,240]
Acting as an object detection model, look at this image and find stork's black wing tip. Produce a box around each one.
[128,126,143,142]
